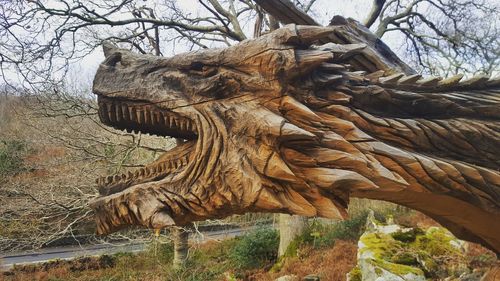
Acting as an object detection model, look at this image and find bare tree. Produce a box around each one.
[363,0,500,75]
[0,0,260,88]
[0,83,175,251]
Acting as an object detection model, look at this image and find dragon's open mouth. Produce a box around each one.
[95,95,198,196]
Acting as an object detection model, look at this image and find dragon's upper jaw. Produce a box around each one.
[95,95,198,196]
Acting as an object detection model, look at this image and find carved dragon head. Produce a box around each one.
[92,25,500,252]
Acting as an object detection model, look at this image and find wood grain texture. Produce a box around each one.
[91,24,500,253]
[254,0,416,75]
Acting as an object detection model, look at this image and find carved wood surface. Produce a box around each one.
[91,24,500,253]
[254,0,416,75]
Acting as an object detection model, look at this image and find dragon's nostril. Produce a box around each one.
[104,52,122,67]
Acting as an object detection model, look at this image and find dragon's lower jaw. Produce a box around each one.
[94,95,198,198]
[91,95,200,234]
[91,183,178,235]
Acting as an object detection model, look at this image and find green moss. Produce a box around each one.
[372,259,424,276]
[414,250,438,275]
[390,252,418,266]
[411,227,461,256]
[360,232,402,260]
[391,228,424,243]
[360,232,424,276]
[348,266,362,281]
[283,236,302,257]
[360,225,468,279]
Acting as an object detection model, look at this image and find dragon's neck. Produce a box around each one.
[280,72,500,252]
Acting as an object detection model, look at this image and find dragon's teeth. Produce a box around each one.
[136,109,142,123]
[144,109,151,124]
[156,112,163,125]
[107,103,115,122]
[150,111,156,125]
[115,104,122,122]
[129,107,136,121]
[122,105,129,121]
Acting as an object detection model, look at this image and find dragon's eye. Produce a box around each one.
[190,61,204,71]
[186,61,218,77]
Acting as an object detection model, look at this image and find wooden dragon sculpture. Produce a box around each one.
[91,24,500,253]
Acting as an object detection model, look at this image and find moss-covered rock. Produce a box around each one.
[412,227,464,256]
[352,210,470,281]
[347,265,362,281]
[358,231,425,281]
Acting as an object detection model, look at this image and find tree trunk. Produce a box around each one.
[278,214,308,256]
[172,226,189,268]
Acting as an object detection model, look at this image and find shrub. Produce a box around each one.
[303,211,373,248]
[230,227,279,269]
[0,139,28,176]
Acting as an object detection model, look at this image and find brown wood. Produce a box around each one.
[91,24,500,253]
[254,0,416,75]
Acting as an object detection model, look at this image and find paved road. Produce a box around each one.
[1,227,259,269]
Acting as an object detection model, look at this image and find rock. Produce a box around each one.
[275,274,299,281]
[349,210,471,281]
[458,271,484,281]
[303,275,320,281]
